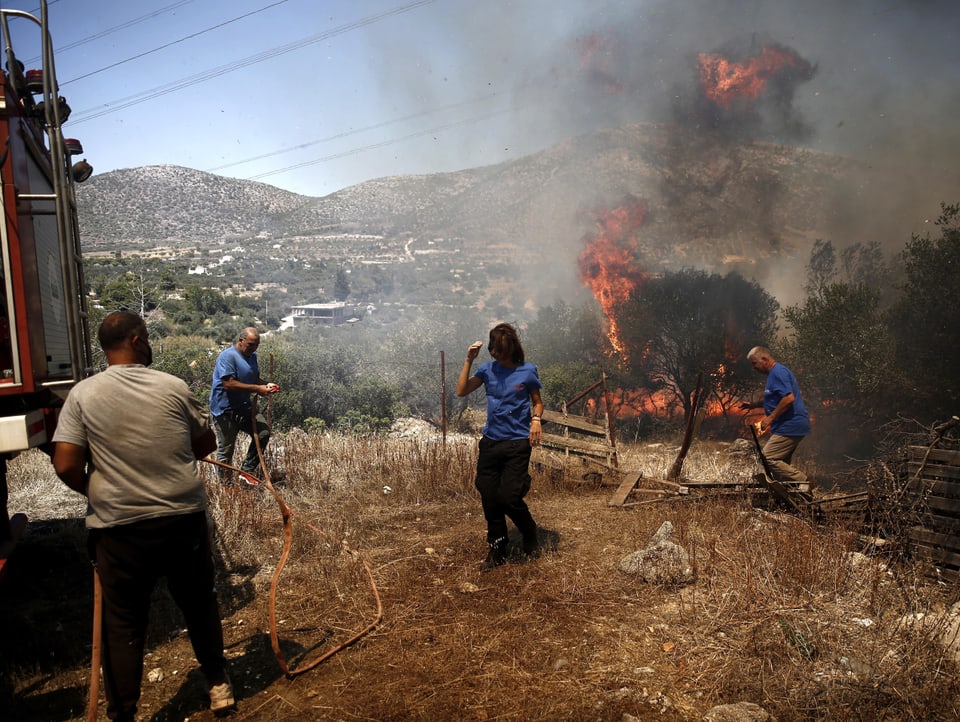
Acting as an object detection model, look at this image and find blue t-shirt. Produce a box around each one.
[209,346,260,417]
[764,362,811,437]
[474,361,542,441]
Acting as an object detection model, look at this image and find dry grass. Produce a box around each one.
[3,432,960,721]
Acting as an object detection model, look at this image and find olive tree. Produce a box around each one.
[617,268,780,420]
[890,202,960,419]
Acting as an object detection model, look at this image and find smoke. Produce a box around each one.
[685,40,817,141]
[359,0,960,312]
[361,0,960,182]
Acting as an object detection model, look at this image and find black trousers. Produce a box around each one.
[474,437,537,543]
[89,512,227,721]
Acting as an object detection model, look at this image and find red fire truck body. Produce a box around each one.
[0,2,92,553]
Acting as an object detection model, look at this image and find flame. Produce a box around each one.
[577,197,649,353]
[576,32,624,94]
[577,32,605,67]
[582,384,745,423]
[697,46,802,109]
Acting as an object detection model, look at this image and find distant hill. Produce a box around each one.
[77,165,312,246]
[77,122,956,295]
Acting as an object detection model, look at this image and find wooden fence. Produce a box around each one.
[531,372,620,483]
[905,445,960,579]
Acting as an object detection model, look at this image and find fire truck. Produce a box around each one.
[0,2,93,558]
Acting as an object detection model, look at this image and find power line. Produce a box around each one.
[244,107,515,181]
[23,0,194,66]
[62,0,291,85]
[67,0,438,125]
[206,91,504,173]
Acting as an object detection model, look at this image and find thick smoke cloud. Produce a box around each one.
[368,0,959,187]
[519,0,958,171]
[364,0,959,308]
[685,40,817,141]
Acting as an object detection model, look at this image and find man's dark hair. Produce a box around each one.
[98,311,145,351]
[488,322,524,365]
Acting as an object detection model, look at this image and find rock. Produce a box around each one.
[726,438,754,456]
[901,601,960,664]
[619,521,695,586]
[703,701,777,721]
[146,667,164,683]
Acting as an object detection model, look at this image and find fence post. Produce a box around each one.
[440,350,447,442]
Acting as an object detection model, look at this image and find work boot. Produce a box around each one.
[480,535,508,571]
[522,527,541,559]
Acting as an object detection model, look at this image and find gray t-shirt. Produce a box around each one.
[53,364,210,529]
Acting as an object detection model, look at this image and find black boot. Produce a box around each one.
[480,535,508,571]
[522,528,540,558]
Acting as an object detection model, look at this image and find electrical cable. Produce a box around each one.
[62,0,291,86]
[67,0,438,124]
[245,106,513,181]
[21,1,194,67]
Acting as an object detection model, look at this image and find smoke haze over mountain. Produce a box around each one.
[64,0,959,313]
[372,0,958,180]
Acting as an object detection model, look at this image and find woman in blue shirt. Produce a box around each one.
[456,323,544,571]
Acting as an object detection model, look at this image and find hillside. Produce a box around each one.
[77,123,949,290]
[77,165,313,247]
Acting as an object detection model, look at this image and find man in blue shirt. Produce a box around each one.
[209,327,279,482]
[745,346,811,482]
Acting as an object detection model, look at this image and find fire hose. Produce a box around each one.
[86,402,383,718]
[203,397,383,677]
[209,397,383,679]
[87,569,101,722]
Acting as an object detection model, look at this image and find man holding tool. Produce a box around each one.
[209,326,280,484]
[743,345,811,482]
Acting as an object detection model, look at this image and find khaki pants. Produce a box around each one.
[762,434,807,482]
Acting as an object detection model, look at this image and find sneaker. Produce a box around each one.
[237,470,261,487]
[208,676,235,713]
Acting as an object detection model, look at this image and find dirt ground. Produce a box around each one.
[2,454,958,722]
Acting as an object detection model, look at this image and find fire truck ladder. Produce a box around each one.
[1,2,93,384]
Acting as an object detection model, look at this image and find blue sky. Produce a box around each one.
[2,0,959,198]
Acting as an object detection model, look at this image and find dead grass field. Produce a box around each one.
[2,430,960,721]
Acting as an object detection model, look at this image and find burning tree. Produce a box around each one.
[616,268,779,421]
[697,45,811,109]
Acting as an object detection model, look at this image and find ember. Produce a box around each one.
[577,196,648,353]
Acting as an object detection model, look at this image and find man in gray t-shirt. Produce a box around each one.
[53,311,235,720]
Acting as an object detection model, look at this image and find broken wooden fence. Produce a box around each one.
[904,445,960,580]
[532,372,621,483]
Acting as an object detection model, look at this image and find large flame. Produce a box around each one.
[577,197,649,353]
[697,46,803,109]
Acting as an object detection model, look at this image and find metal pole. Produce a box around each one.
[440,351,447,442]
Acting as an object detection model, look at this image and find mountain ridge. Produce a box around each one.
[76,122,951,286]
